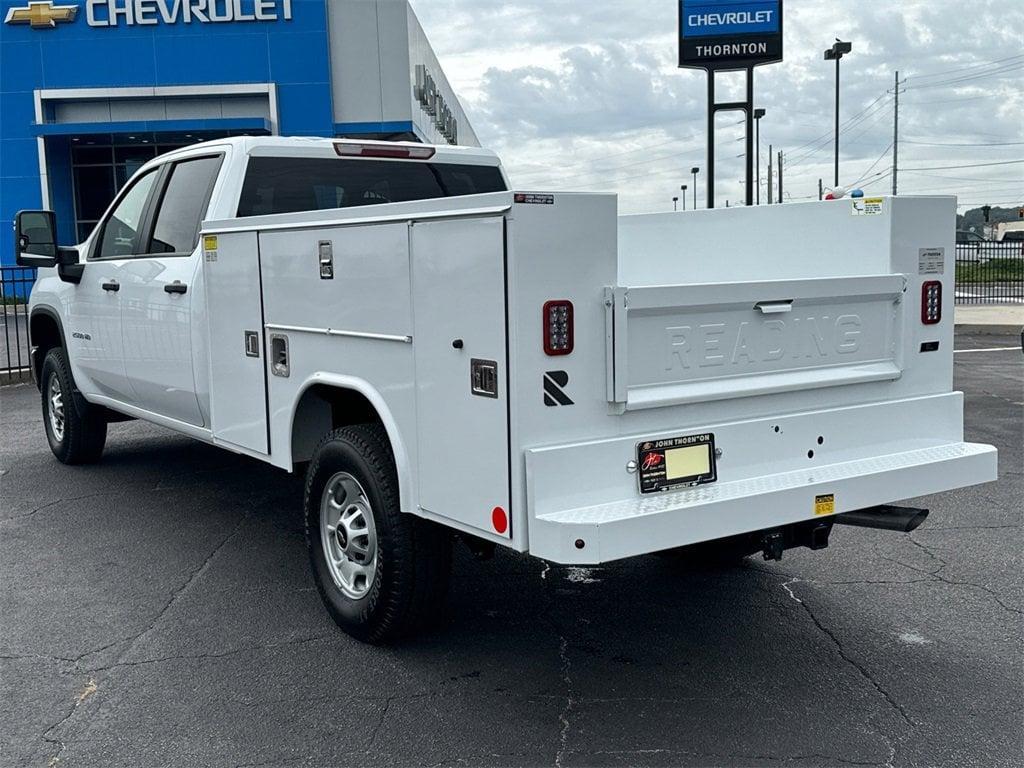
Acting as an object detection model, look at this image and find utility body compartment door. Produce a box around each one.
[202,231,269,454]
[411,216,511,538]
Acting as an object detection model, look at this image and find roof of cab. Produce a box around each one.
[159,135,502,167]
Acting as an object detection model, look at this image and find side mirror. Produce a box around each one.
[14,210,58,268]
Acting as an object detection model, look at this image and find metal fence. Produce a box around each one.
[955,241,1024,305]
[1,267,36,384]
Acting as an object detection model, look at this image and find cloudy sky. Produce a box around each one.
[411,0,1023,214]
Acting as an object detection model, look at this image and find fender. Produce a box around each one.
[286,372,415,515]
[28,304,68,389]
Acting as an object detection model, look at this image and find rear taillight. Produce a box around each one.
[543,300,574,355]
[921,281,942,324]
[333,142,436,160]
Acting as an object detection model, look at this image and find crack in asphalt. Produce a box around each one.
[37,512,249,765]
[40,676,97,768]
[0,491,122,525]
[779,578,915,730]
[554,634,575,768]
[84,634,333,673]
[534,560,577,768]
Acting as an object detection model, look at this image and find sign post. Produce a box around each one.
[678,0,783,208]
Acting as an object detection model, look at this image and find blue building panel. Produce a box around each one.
[0,0,337,264]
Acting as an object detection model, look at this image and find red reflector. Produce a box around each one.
[543,300,574,356]
[333,142,436,160]
[921,281,942,325]
[491,507,508,534]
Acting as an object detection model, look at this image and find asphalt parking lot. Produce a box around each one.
[1,328,1021,768]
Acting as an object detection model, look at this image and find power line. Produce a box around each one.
[904,54,1024,81]
[905,62,1024,90]
[902,139,1024,147]
[785,91,890,157]
[851,141,894,187]
[901,159,1024,171]
[785,94,893,169]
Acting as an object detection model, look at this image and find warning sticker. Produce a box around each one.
[814,494,836,516]
[203,235,218,263]
[918,247,945,275]
[852,197,884,216]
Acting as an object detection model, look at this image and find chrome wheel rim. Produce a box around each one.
[320,472,378,600]
[48,374,65,443]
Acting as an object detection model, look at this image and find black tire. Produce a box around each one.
[40,347,107,465]
[304,424,451,644]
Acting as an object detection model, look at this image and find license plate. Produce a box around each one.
[636,433,717,494]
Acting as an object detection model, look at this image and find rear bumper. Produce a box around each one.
[524,394,997,564]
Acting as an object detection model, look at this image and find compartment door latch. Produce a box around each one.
[318,240,334,280]
[470,358,499,398]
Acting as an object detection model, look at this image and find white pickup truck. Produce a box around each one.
[16,137,997,643]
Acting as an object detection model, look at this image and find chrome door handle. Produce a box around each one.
[101,281,120,292]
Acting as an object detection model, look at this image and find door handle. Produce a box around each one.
[101,281,120,292]
[164,281,188,295]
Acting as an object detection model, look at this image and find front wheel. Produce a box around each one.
[41,347,107,465]
[304,424,451,644]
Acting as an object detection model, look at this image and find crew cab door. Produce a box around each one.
[119,154,223,426]
[70,168,162,402]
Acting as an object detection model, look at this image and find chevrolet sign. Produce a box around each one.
[84,0,293,25]
[4,2,78,28]
[679,0,783,71]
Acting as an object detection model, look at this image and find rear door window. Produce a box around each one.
[146,155,223,255]
[237,157,506,217]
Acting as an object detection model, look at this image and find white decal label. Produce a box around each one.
[918,248,945,275]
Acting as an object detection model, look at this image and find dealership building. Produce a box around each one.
[0,0,478,262]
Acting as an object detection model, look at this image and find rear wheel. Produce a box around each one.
[304,424,451,644]
[41,347,107,465]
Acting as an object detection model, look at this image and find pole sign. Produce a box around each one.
[679,0,783,71]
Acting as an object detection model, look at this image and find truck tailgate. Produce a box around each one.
[606,274,905,410]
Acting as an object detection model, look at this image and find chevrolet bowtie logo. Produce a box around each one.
[4,1,78,28]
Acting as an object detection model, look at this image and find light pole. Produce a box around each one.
[672,196,679,212]
[753,108,765,204]
[690,167,699,209]
[680,184,688,210]
[824,39,852,187]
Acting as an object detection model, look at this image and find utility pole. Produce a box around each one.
[777,150,783,203]
[892,70,900,196]
[818,178,823,201]
[691,167,699,210]
[767,143,773,205]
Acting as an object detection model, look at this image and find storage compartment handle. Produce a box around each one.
[754,300,794,314]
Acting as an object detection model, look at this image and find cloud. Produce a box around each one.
[413,0,1024,213]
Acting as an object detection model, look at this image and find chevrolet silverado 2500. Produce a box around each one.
[15,137,997,643]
